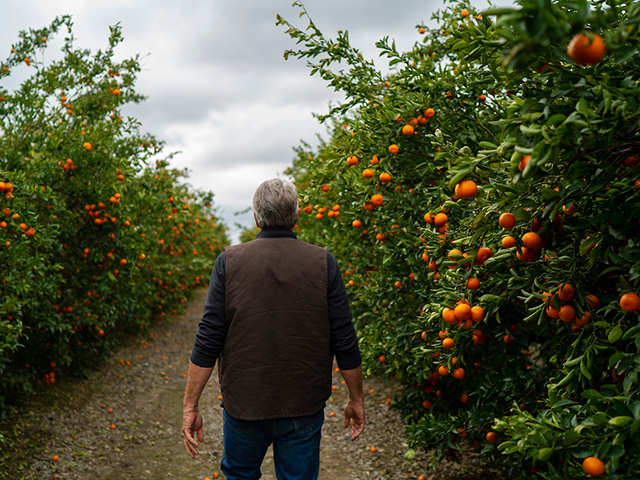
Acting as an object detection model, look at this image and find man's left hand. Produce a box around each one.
[182,409,204,458]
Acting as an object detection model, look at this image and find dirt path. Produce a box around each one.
[0,288,506,480]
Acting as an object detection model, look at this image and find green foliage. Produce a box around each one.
[0,18,229,416]
[280,0,640,477]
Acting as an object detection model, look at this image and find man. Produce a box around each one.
[182,178,365,480]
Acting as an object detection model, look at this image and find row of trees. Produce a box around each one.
[280,0,640,477]
[0,17,228,416]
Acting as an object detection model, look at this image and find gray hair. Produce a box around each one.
[252,179,298,229]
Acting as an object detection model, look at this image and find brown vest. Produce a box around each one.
[219,237,331,420]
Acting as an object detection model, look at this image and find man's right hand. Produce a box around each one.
[344,398,365,441]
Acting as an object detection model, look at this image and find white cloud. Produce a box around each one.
[0,0,511,244]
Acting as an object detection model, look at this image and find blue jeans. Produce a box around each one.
[221,409,324,480]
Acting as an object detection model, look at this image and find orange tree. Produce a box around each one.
[279,0,640,477]
[0,17,228,415]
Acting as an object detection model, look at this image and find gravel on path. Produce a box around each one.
[0,287,509,480]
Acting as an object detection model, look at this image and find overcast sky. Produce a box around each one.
[0,0,504,243]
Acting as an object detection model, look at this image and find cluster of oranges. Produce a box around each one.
[0,201,35,238]
[543,283,594,332]
[300,203,341,220]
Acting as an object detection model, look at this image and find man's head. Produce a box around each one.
[252,178,298,230]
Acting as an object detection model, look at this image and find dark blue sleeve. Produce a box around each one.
[191,251,227,368]
[327,252,362,370]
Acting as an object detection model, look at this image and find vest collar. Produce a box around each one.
[255,226,297,240]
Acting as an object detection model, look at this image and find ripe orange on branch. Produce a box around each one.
[434,213,447,226]
[522,232,542,250]
[518,155,531,172]
[499,212,516,229]
[582,457,605,477]
[567,32,606,65]
[454,180,478,199]
[370,194,384,207]
[620,292,640,312]
[402,124,414,135]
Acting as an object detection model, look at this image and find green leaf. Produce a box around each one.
[546,113,566,127]
[613,45,638,64]
[609,416,634,428]
[621,325,640,341]
[581,389,604,400]
[608,326,623,343]
[537,447,554,462]
[579,237,597,255]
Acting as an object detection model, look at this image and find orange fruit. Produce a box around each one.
[460,9,469,17]
[582,457,605,477]
[624,155,640,167]
[479,94,486,102]
[574,311,590,328]
[547,306,559,319]
[587,294,600,309]
[474,247,492,265]
[460,394,469,404]
[52,455,59,462]
[563,204,577,215]
[320,184,330,192]
[352,220,362,228]
[620,292,640,312]
[438,365,449,376]
[454,180,478,199]
[371,154,380,165]
[516,247,535,261]
[499,212,516,229]
[442,307,457,325]
[402,124,414,135]
[466,278,480,290]
[424,212,434,224]
[363,169,374,179]
[422,400,432,409]
[379,172,391,183]
[557,283,575,302]
[434,213,448,226]
[389,144,399,154]
[522,232,542,250]
[470,306,484,322]
[559,305,576,323]
[370,446,377,453]
[424,107,435,118]
[518,155,531,172]
[378,355,386,363]
[486,431,498,443]
[502,236,516,248]
[567,32,605,66]
[453,368,465,379]
[346,155,358,166]
[418,28,426,34]
[454,303,471,321]
[83,142,92,150]
[370,194,384,206]
[443,338,454,349]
